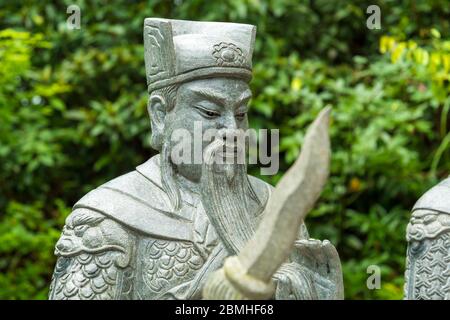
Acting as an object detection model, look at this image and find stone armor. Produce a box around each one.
[49,156,270,299]
[49,155,340,300]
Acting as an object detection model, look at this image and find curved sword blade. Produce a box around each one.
[238,107,331,282]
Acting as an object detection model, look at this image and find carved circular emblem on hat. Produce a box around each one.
[212,42,246,67]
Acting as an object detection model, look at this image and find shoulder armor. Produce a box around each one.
[49,208,135,300]
[73,169,194,242]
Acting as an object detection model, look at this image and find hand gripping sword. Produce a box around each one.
[202,107,331,299]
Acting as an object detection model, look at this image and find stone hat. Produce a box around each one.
[143,18,256,92]
[412,176,450,214]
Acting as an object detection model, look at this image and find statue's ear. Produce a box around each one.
[148,94,166,151]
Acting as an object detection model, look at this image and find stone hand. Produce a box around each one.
[291,239,344,299]
[273,261,317,299]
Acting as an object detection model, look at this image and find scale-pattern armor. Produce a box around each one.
[49,208,134,300]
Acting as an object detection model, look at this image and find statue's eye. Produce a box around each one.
[195,106,220,119]
[235,111,247,120]
[205,110,218,117]
[74,225,89,236]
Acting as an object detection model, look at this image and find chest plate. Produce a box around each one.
[133,238,210,299]
[405,232,450,299]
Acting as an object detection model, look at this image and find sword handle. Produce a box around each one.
[203,256,275,300]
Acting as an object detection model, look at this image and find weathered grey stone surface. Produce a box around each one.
[404,177,450,300]
[48,18,343,300]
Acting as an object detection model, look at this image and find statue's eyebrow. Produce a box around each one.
[191,88,227,106]
[238,89,252,104]
[190,88,252,108]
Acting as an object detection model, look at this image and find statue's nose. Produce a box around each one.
[219,115,238,131]
[56,238,73,252]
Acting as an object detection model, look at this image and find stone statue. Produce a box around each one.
[404,177,450,300]
[48,18,343,300]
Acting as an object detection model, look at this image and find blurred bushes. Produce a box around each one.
[0,0,449,299]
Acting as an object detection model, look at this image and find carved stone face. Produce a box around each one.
[166,77,251,183]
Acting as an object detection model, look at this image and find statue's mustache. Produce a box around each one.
[203,129,247,168]
[203,136,245,183]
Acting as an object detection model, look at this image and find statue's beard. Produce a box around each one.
[199,138,260,255]
[160,132,262,255]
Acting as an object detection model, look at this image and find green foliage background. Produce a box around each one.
[0,0,449,299]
